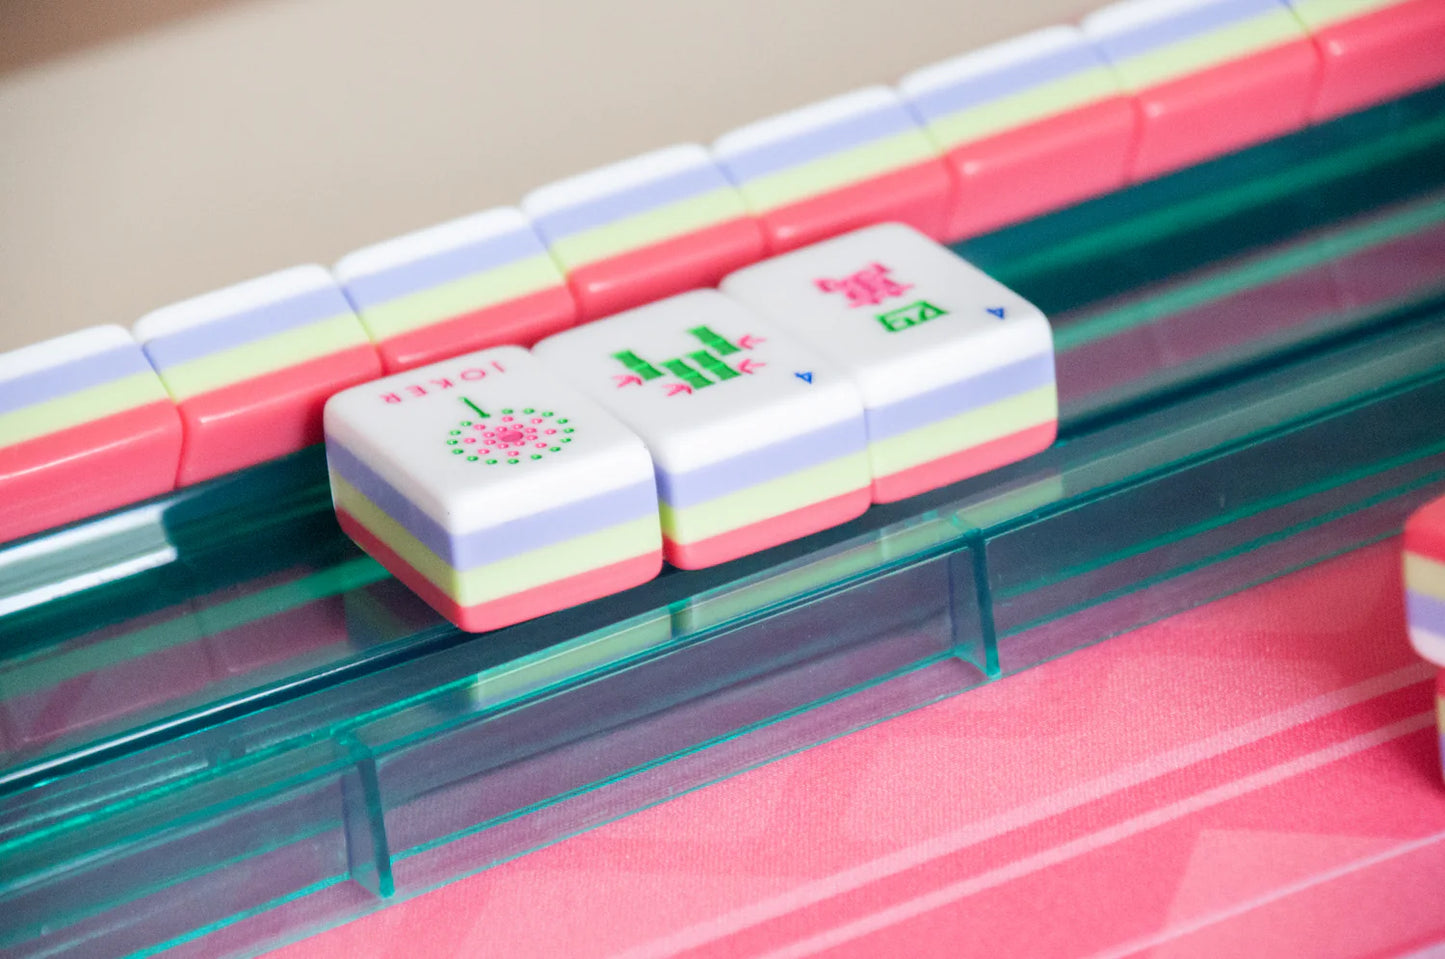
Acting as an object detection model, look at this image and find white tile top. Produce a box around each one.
[333,208,535,281]
[0,325,138,381]
[324,345,655,531]
[899,26,1089,96]
[1082,0,1235,35]
[532,290,865,474]
[132,264,339,341]
[720,223,1054,408]
[712,86,905,156]
[521,144,717,218]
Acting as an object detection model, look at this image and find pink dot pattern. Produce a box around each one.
[444,407,572,465]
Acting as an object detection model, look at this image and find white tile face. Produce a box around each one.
[719,224,1053,407]
[324,346,655,531]
[532,290,865,474]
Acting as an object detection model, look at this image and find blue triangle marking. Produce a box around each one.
[986,306,1006,319]
[794,371,814,384]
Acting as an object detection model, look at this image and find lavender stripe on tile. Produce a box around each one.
[867,352,1055,441]
[717,102,921,183]
[328,441,658,569]
[341,229,550,309]
[0,345,155,415]
[1408,590,1445,637]
[531,164,732,243]
[656,416,867,509]
[1092,0,1284,63]
[906,44,1107,123]
[142,285,356,369]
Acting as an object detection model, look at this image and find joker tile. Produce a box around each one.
[712,86,954,253]
[135,265,383,485]
[1083,0,1321,180]
[533,290,870,568]
[335,207,577,373]
[0,325,181,544]
[324,346,662,631]
[899,26,1138,240]
[721,223,1057,503]
[523,145,765,320]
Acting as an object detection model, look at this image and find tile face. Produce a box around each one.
[523,145,765,320]
[335,208,577,373]
[1287,0,1445,120]
[720,224,1057,503]
[1405,493,1445,668]
[1083,0,1320,180]
[324,346,662,631]
[712,86,953,253]
[900,26,1138,240]
[0,325,181,544]
[533,290,870,568]
[136,265,383,485]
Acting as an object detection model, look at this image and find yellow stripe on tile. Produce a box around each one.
[0,373,168,447]
[869,385,1057,479]
[1289,0,1401,29]
[159,314,370,401]
[1117,10,1306,89]
[548,188,747,269]
[659,452,870,544]
[1406,552,1445,602]
[739,131,939,213]
[926,67,1121,148]
[357,255,564,340]
[333,477,660,606]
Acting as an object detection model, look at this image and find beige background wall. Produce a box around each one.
[0,0,1092,352]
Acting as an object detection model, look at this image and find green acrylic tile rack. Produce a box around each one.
[2,83,1444,959]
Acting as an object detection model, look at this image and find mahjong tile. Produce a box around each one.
[323,345,662,632]
[1405,493,1445,668]
[899,26,1136,239]
[0,325,181,544]
[712,86,952,253]
[523,144,764,320]
[135,265,382,485]
[1082,0,1319,180]
[335,207,576,373]
[533,290,870,568]
[1285,0,1445,121]
[720,223,1057,502]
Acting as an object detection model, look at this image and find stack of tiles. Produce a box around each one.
[136,265,382,485]
[534,290,871,569]
[899,26,1138,241]
[323,346,662,631]
[0,326,182,544]
[712,87,953,253]
[1082,0,1320,180]
[334,208,577,373]
[1286,0,1445,120]
[1403,493,1445,774]
[523,145,765,320]
[722,223,1057,503]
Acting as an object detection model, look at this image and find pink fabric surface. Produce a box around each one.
[273,538,1445,958]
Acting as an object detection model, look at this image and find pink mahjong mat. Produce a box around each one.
[272,538,1445,958]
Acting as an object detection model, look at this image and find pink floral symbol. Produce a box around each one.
[477,421,538,456]
[815,262,912,307]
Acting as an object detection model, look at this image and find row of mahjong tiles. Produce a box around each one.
[326,225,1056,632]
[1,0,1441,544]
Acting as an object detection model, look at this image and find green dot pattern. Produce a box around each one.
[442,407,576,466]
